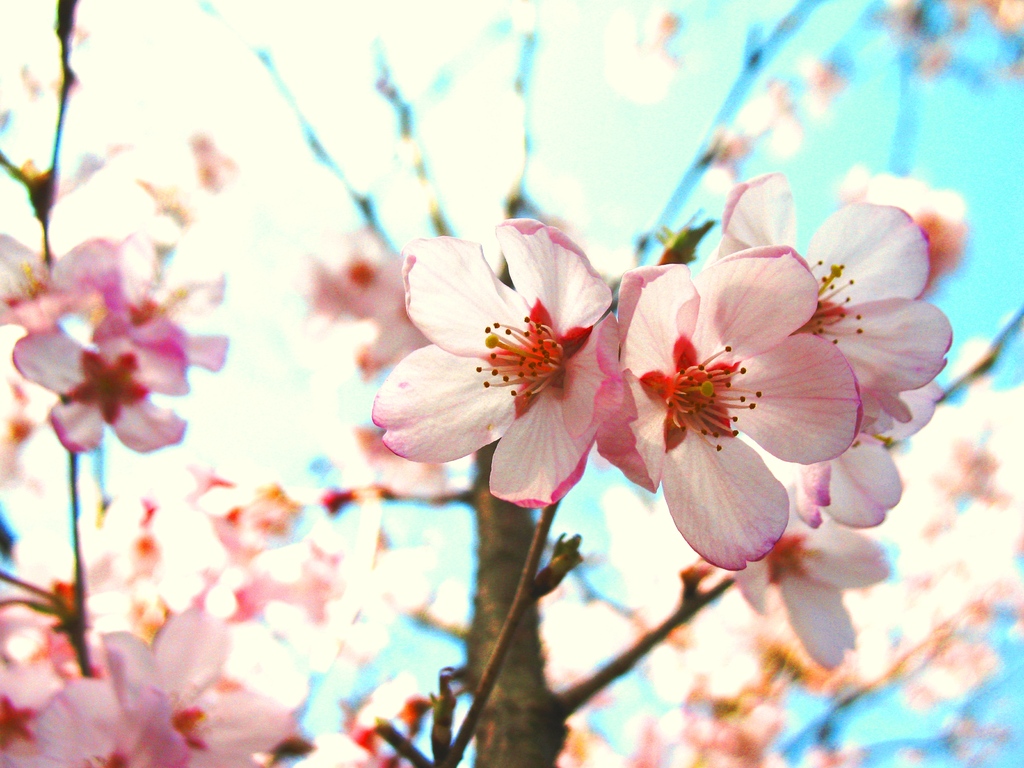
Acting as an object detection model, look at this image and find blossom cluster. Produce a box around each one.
[373,173,951,666]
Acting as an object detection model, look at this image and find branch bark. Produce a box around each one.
[462,443,565,768]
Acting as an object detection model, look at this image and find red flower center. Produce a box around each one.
[66,350,149,424]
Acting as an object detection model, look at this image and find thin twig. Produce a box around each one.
[938,301,1024,403]
[438,501,559,768]
[635,0,833,261]
[197,1,395,250]
[555,577,735,715]
[0,569,59,603]
[67,451,92,677]
[375,47,454,238]
[375,720,434,768]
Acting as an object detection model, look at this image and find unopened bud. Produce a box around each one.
[533,533,583,597]
[431,666,458,762]
[656,219,716,266]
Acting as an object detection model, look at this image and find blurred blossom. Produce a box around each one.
[799,58,847,117]
[840,165,969,293]
[603,8,682,105]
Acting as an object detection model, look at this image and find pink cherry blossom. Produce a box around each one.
[373,219,622,507]
[714,173,952,427]
[796,382,943,528]
[735,517,889,668]
[12,329,187,453]
[598,249,861,569]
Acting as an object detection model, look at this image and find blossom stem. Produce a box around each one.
[67,450,93,677]
[555,576,734,715]
[635,0,832,261]
[0,569,59,603]
[938,300,1024,403]
[375,720,435,768]
[438,500,560,768]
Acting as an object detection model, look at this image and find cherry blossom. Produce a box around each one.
[714,173,952,426]
[12,329,188,453]
[373,219,621,507]
[735,517,890,668]
[598,250,861,569]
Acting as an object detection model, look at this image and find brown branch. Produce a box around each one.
[438,500,559,768]
[376,720,434,768]
[67,451,92,677]
[938,301,1024,403]
[375,49,454,238]
[0,569,60,603]
[556,577,735,715]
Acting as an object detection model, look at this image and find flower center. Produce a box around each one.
[0,696,34,748]
[476,316,567,400]
[797,262,864,343]
[172,706,209,750]
[641,345,762,452]
[766,533,808,582]
[66,351,150,424]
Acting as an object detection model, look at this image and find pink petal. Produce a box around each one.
[13,331,84,393]
[373,345,514,463]
[832,297,952,397]
[661,434,789,570]
[691,247,818,359]
[187,334,230,372]
[113,401,187,453]
[619,265,700,375]
[734,559,770,613]
[154,608,230,700]
[402,236,528,357]
[495,219,611,333]
[0,234,45,300]
[104,632,160,715]
[803,523,890,588]
[717,173,797,259]
[561,316,622,438]
[794,462,831,527]
[738,334,861,463]
[95,315,190,396]
[806,204,929,302]
[886,382,942,441]
[489,391,594,507]
[52,401,104,453]
[595,373,660,492]
[825,441,901,527]
[191,690,296,768]
[778,574,855,668]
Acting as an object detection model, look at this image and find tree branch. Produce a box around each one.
[439,499,559,768]
[556,576,734,716]
[939,300,1024,403]
[67,451,92,677]
[376,720,435,768]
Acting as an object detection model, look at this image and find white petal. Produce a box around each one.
[490,390,594,506]
[778,574,855,668]
[717,173,797,259]
[806,204,928,302]
[113,401,187,453]
[13,331,84,393]
[691,248,818,359]
[191,690,295,768]
[734,559,770,613]
[824,441,901,527]
[596,372,661,492]
[403,236,528,356]
[154,608,230,700]
[619,265,699,375]
[373,345,514,463]
[51,401,104,453]
[803,523,890,588]
[496,219,611,333]
[661,434,788,570]
[561,316,621,438]
[831,297,952,396]
[104,631,160,715]
[738,334,860,464]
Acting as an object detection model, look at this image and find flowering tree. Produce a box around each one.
[0,1,1022,767]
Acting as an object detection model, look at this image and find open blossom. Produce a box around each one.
[13,329,188,453]
[714,173,952,427]
[735,517,890,668]
[598,249,861,569]
[373,219,621,507]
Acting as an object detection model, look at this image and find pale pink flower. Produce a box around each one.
[598,250,861,569]
[735,517,889,668]
[12,329,187,453]
[0,662,63,766]
[373,219,621,507]
[796,382,942,527]
[715,173,952,426]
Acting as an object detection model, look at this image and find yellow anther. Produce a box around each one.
[699,381,715,397]
[485,334,501,348]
